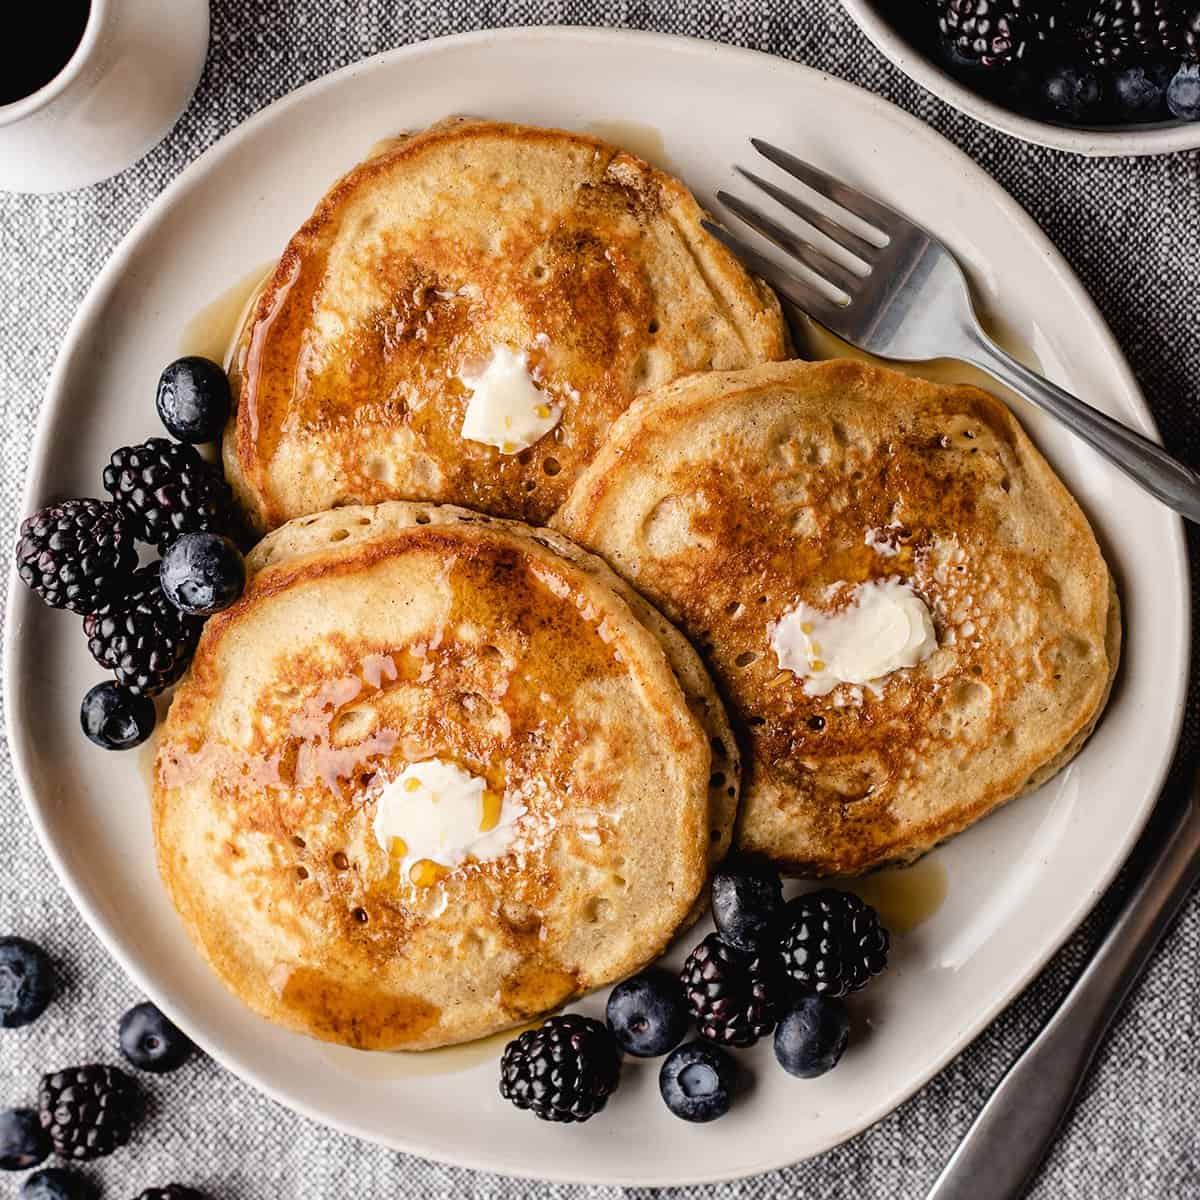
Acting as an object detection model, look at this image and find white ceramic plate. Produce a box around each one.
[839,0,1200,157]
[4,28,1189,1186]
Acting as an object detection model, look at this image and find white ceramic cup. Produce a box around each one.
[0,0,210,193]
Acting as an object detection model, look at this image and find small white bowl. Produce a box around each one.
[840,0,1200,157]
[0,0,210,193]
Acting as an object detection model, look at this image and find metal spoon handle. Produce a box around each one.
[927,766,1200,1200]
[963,329,1200,525]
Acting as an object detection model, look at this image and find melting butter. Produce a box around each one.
[459,346,560,453]
[372,759,524,880]
[771,578,937,697]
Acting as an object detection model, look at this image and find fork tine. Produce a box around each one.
[750,139,900,234]
[700,220,849,330]
[733,166,879,263]
[718,190,863,296]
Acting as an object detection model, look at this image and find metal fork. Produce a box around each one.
[704,140,1200,525]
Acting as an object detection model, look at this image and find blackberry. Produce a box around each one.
[102,439,232,551]
[779,889,890,998]
[1182,9,1200,59]
[84,565,202,695]
[134,1188,207,1200]
[15,499,136,614]
[1079,0,1177,67]
[679,933,782,1048]
[936,0,1058,71]
[498,1014,621,1122]
[38,1065,138,1160]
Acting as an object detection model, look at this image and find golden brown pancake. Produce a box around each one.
[224,118,790,533]
[554,359,1121,875]
[153,502,735,1049]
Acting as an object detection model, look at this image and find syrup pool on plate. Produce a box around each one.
[849,855,949,935]
[178,262,273,367]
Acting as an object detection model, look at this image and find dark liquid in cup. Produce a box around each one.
[0,1,91,106]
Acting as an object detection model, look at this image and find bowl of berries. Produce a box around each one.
[840,0,1200,156]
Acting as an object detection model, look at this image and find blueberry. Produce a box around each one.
[1112,62,1173,123]
[119,1001,195,1073]
[711,862,784,951]
[80,681,156,750]
[156,357,232,444]
[1167,64,1200,121]
[160,532,245,615]
[659,1040,735,1122]
[1041,61,1106,124]
[606,970,688,1057]
[0,937,55,1028]
[20,1167,94,1200]
[0,1107,49,1171]
[773,995,850,1079]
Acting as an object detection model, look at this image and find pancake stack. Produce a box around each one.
[157,120,1119,1050]
[223,117,789,532]
[554,358,1120,875]
[154,503,739,1049]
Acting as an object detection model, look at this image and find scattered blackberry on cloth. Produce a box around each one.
[84,565,203,696]
[133,1188,208,1200]
[499,1015,621,1122]
[20,1167,95,1200]
[102,438,232,551]
[38,1065,138,1160]
[779,889,890,998]
[15,499,136,613]
[0,1107,50,1171]
[680,932,782,1048]
[0,936,56,1028]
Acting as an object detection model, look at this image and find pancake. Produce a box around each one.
[223,117,789,534]
[553,359,1121,876]
[153,501,736,1050]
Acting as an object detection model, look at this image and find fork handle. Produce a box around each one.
[926,765,1200,1200]
[963,329,1200,525]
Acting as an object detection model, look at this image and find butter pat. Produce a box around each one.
[771,579,937,697]
[372,759,524,877]
[459,345,561,453]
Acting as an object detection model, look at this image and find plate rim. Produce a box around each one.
[3,25,1190,1185]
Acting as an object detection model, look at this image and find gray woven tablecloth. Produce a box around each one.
[3,2,1200,1197]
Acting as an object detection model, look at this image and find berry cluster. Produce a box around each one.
[906,0,1200,124]
[0,936,203,1198]
[14,358,246,751]
[497,864,890,1124]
